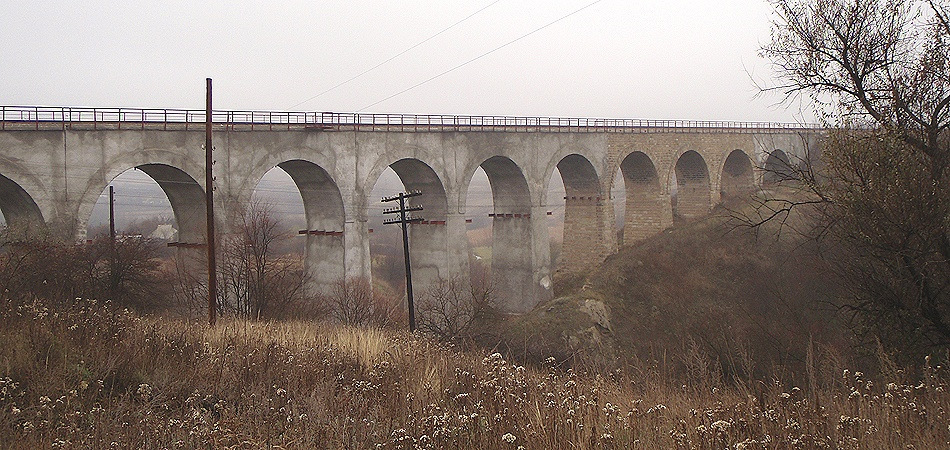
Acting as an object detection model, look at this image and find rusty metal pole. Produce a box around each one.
[205,78,217,327]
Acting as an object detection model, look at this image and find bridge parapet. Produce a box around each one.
[1,106,821,133]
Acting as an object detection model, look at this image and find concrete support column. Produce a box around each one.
[491,213,543,312]
[444,211,471,283]
[342,218,371,282]
[529,205,553,306]
[305,232,346,294]
[409,222,448,298]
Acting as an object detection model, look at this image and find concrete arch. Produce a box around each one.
[274,159,346,292]
[388,158,448,219]
[0,172,45,234]
[763,149,794,184]
[619,151,669,243]
[82,163,206,245]
[467,155,536,311]
[134,164,208,243]
[478,156,532,214]
[75,149,206,241]
[550,153,610,274]
[720,149,755,198]
[673,150,711,220]
[239,146,342,215]
[380,157,455,294]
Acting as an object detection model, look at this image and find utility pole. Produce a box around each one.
[109,185,117,302]
[205,78,217,327]
[109,185,116,242]
[382,191,423,332]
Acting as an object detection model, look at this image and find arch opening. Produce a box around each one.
[466,156,533,312]
[86,164,206,244]
[763,149,794,184]
[546,154,605,275]
[86,168,175,241]
[618,151,666,243]
[274,160,345,294]
[721,149,755,199]
[368,158,451,302]
[673,151,711,220]
[0,173,44,235]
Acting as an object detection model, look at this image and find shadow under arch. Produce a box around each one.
[673,150,711,220]
[382,158,456,297]
[763,149,794,184]
[549,153,607,274]
[619,151,668,244]
[721,149,755,198]
[468,155,534,312]
[0,173,45,236]
[132,164,207,244]
[275,159,346,292]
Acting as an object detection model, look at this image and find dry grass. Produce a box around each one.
[2,296,949,449]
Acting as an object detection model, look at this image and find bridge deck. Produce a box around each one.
[0,106,819,134]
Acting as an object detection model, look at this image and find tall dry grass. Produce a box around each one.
[1,295,949,448]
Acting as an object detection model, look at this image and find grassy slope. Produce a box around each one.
[3,296,950,448]
[507,193,849,379]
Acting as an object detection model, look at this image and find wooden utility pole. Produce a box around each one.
[109,185,116,242]
[109,185,117,302]
[382,191,423,332]
[205,78,217,327]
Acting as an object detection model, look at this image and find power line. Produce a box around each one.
[289,0,504,110]
[360,0,605,111]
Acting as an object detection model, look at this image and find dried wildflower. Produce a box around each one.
[711,420,731,432]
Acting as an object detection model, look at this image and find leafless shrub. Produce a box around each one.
[324,276,403,328]
[417,274,499,344]
[0,232,165,310]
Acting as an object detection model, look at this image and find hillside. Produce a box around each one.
[505,191,851,380]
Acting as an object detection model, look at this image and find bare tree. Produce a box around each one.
[756,0,950,358]
[172,202,314,320]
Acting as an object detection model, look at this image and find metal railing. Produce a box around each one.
[0,106,821,133]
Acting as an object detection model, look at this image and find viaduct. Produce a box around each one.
[0,107,821,312]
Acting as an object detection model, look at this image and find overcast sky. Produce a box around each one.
[0,0,813,123]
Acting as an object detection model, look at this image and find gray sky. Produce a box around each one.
[0,0,812,123]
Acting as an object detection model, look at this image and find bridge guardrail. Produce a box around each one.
[0,106,822,133]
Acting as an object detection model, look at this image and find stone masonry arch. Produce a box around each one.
[619,151,669,243]
[720,149,755,198]
[673,150,711,220]
[551,153,610,274]
[763,149,794,184]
